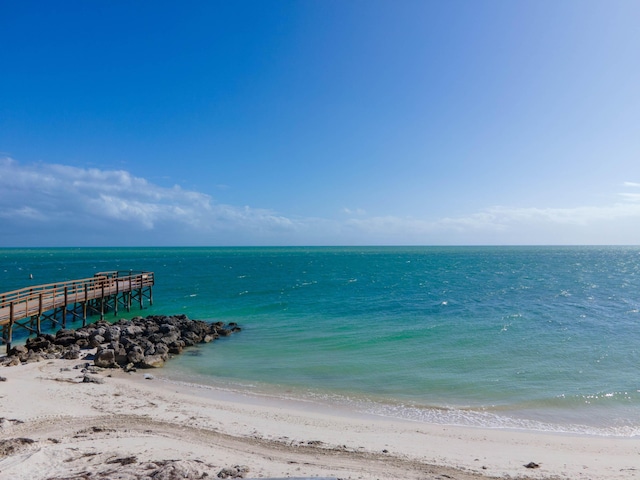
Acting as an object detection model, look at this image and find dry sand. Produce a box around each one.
[1,357,639,480]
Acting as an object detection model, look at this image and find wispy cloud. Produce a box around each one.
[342,207,366,216]
[0,158,296,245]
[451,203,640,227]
[619,181,640,202]
[344,203,640,245]
[618,193,640,202]
[2,158,639,246]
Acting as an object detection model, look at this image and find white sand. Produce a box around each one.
[1,358,639,479]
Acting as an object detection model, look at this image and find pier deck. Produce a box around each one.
[0,271,154,351]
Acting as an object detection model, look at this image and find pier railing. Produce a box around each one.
[0,271,154,351]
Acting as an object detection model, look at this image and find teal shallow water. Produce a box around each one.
[2,246,640,435]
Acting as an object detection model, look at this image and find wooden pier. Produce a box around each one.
[0,271,154,351]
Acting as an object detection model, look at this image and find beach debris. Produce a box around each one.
[46,458,213,479]
[143,373,155,380]
[524,461,540,469]
[0,418,24,429]
[105,455,138,465]
[1,315,241,371]
[81,365,102,374]
[217,464,250,478]
[90,426,114,433]
[149,460,213,479]
[0,376,6,381]
[0,437,34,457]
[82,373,105,384]
[3,356,20,366]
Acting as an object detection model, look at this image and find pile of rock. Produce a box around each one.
[1,315,240,370]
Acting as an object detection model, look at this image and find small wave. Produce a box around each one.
[121,369,640,438]
[306,394,640,437]
[294,281,317,288]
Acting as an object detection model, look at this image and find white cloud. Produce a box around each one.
[343,202,640,245]
[617,182,640,203]
[457,203,640,227]
[0,157,297,245]
[1,157,639,246]
[343,207,366,216]
[620,193,640,202]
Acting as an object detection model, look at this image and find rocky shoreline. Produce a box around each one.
[1,314,241,370]
[1,318,635,479]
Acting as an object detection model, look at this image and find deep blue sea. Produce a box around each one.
[2,246,640,436]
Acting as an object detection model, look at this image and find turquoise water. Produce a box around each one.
[2,246,640,436]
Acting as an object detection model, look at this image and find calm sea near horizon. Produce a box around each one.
[2,246,640,436]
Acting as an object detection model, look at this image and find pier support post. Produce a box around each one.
[7,302,14,351]
[37,293,43,334]
[5,323,12,352]
[62,286,68,328]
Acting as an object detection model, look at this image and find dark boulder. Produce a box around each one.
[8,345,28,357]
[54,335,77,347]
[62,344,81,360]
[4,315,240,370]
[25,336,52,352]
[140,354,165,368]
[127,345,145,364]
[89,334,105,348]
[94,348,117,368]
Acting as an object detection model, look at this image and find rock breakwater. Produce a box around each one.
[1,314,241,370]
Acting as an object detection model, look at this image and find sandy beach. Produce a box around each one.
[0,357,638,480]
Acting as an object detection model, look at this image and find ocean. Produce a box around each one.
[2,246,640,436]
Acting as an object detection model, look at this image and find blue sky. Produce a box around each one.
[1,0,639,246]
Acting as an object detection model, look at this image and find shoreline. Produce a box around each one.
[157,365,640,438]
[1,357,639,479]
